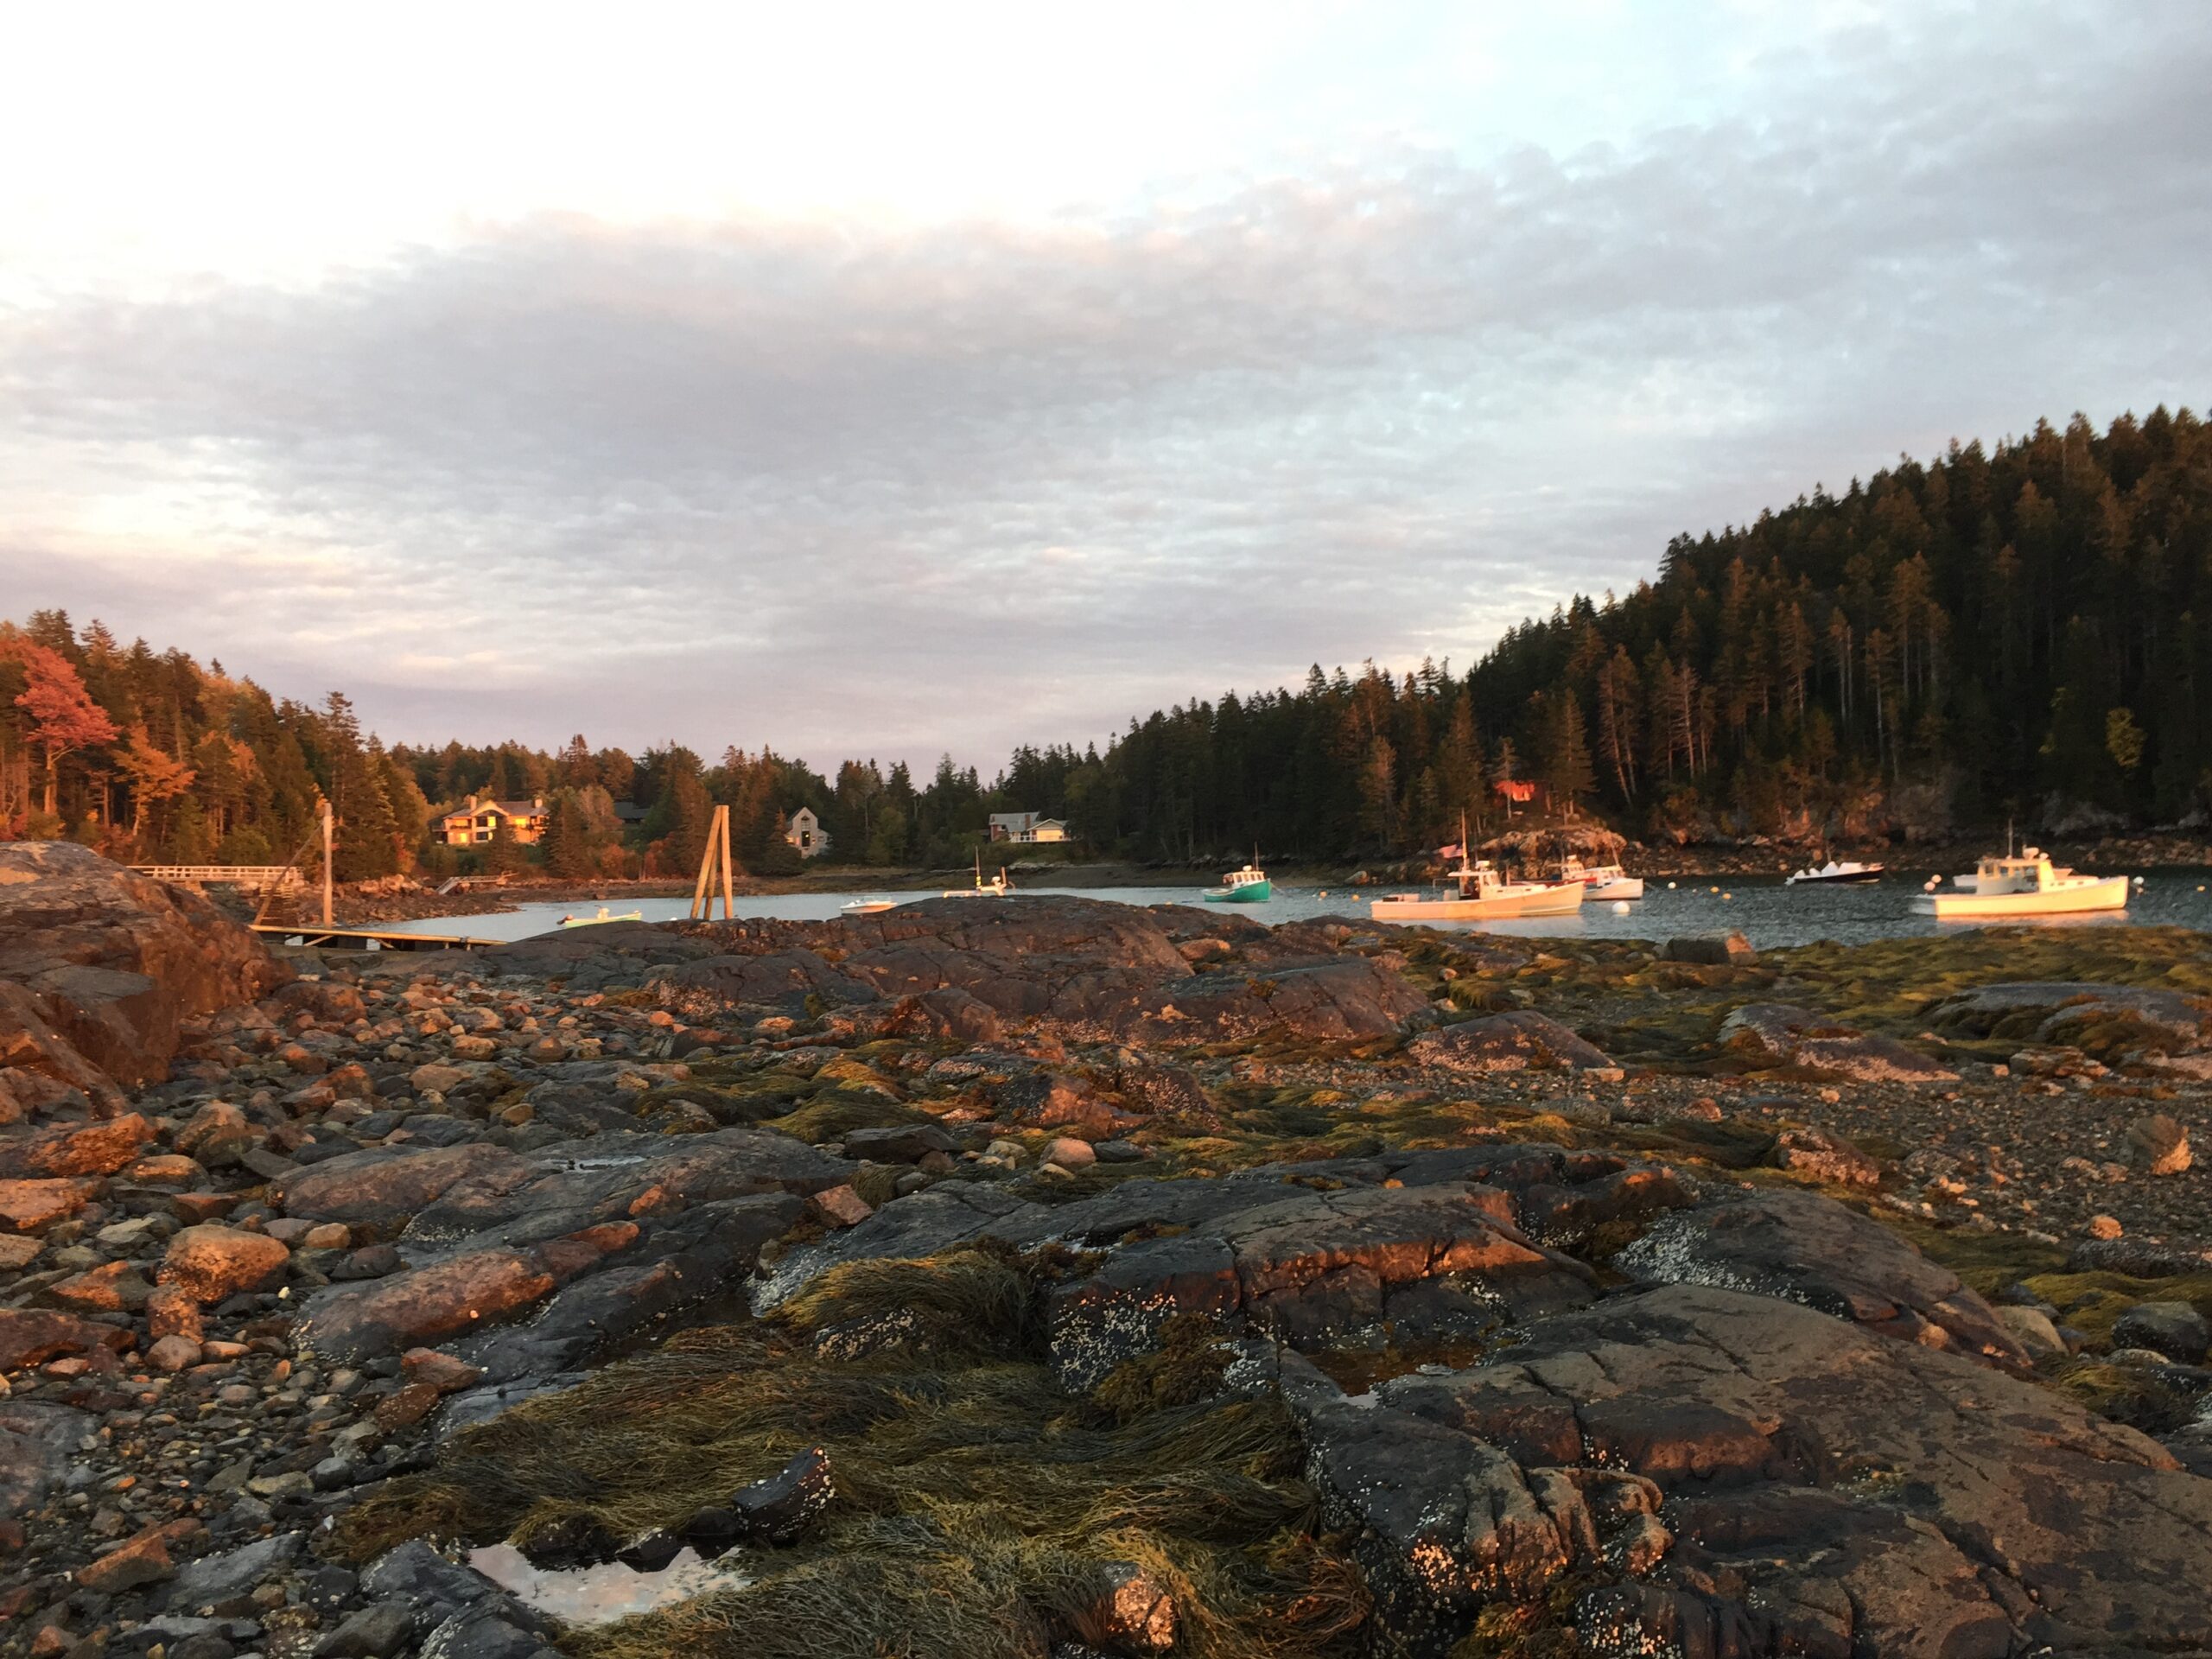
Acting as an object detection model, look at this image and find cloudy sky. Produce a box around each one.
[3,2,2207,774]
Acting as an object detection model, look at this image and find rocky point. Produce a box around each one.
[3,849,2211,1659]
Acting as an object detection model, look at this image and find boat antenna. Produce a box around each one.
[2006,818,2015,857]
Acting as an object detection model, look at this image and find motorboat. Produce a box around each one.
[1371,856,1586,922]
[1787,858,1885,885]
[943,855,1014,899]
[557,906,644,928]
[1912,847,2129,918]
[1559,855,1643,900]
[840,899,896,915]
[1205,855,1272,904]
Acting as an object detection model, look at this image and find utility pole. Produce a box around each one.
[321,802,334,926]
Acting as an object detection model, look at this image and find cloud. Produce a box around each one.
[2,2,2209,773]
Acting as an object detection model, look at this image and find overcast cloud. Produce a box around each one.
[2,2,2208,773]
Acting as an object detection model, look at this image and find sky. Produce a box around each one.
[3,2,2209,777]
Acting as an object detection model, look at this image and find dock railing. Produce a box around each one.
[132,864,303,889]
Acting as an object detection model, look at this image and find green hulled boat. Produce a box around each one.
[1204,861,1272,903]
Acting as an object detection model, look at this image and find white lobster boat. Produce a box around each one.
[1559,855,1643,900]
[1372,858,1586,922]
[1912,848,2130,918]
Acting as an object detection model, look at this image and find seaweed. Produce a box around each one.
[332,1254,1363,1659]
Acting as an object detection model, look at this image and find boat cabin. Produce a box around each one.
[1971,849,2063,893]
[1222,864,1267,890]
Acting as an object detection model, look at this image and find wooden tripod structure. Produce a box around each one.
[690,804,738,921]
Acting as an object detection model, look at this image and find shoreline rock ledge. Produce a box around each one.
[2,849,2210,1659]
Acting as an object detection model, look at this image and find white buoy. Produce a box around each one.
[2133,876,2145,887]
[1611,900,1630,914]
[1668,880,1677,889]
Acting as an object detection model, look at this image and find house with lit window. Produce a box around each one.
[988,810,1068,843]
[437,795,550,847]
[785,807,830,858]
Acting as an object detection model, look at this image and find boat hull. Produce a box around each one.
[1912,876,2131,918]
[1586,876,1643,900]
[1787,869,1884,885]
[1204,880,1272,903]
[1370,884,1586,921]
[558,911,644,928]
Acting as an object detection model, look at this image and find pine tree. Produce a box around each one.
[1540,690,1596,817]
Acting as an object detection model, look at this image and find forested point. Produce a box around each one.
[4,409,2208,875]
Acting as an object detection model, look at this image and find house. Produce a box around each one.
[438,795,550,847]
[988,810,1069,844]
[611,800,650,826]
[785,807,830,858]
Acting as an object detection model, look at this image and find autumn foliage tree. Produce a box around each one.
[0,626,118,817]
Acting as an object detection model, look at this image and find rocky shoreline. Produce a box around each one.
[5,841,2212,1658]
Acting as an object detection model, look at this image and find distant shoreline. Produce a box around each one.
[250,831,2212,925]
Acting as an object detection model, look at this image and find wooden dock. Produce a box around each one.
[250,924,502,952]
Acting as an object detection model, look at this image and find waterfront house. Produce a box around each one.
[988,810,1068,844]
[438,796,550,847]
[785,807,830,857]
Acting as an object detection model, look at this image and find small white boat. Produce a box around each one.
[1787,858,1885,886]
[943,855,1013,899]
[1912,847,2130,918]
[1371,858,1586,922]
[557,906,644,928]
[1559,856,1643,900]
[841,899,896,915]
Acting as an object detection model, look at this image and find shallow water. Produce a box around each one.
[368,868,2212,952]
[468,1541,737,1624]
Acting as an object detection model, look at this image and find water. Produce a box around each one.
[468,1541,738,1624]
[367,868,2212,952]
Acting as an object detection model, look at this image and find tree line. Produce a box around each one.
[6,408,2208,874]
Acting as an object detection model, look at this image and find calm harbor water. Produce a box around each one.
[371,868,2212,952]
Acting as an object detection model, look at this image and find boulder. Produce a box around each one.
[1049,1183,1599,1389]
[161,1224,291,1303]
[1768,1127,1882,1186]
[1720,1002,1956,1083]
[728,1446,834,1545]
[1925,981,2212,1058]
[1662,933,1757,966]
[1303,1283,2212,1656]
[2110,1301,2210,1364]
[0,842,288,1089]
[0,980,129,1116]
[0,1177,99,1233]
[2126,1114,2191,1175]
[77,1520,197,1592]
[0,1401,89,1519]
[1128,956,1427,1042]
[842,1123,958,1164]
[1406,1012,1620,1077]
[268,1142,524,1236]
[172,1531,303,1606]
[1612,1186,2026,1369]
[0,1113,154,1178]
[0,1306,131,1370]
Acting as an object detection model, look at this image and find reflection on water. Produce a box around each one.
[468,1541,738,1624]
[366,869,2212,953]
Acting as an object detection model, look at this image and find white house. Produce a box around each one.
[988,810,1069,844]
[785,807,830,858]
